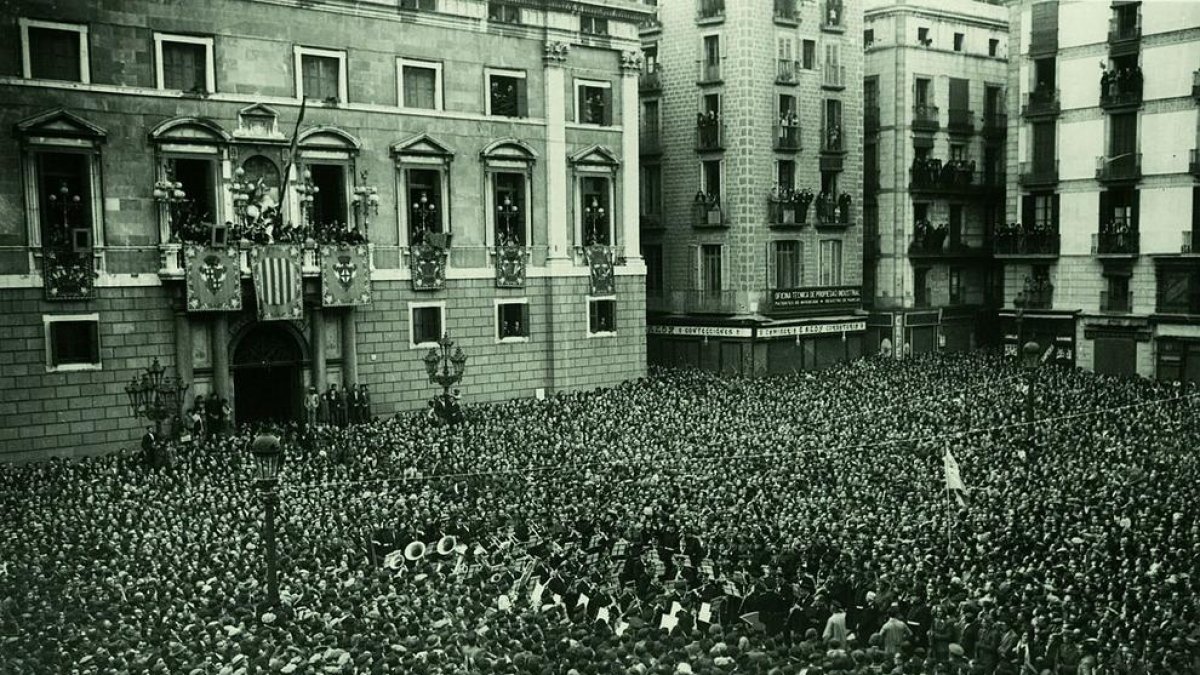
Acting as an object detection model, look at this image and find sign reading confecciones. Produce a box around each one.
[766,286,862,315]
[646,325,754,338]
[646,322,866,339]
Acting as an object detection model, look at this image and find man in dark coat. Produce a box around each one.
[346,384,361,425]
[358,384,371,423]
[140,426,157,467]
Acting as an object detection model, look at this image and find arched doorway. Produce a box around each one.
[232,323,304,427]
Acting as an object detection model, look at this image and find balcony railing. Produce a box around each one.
[822,64,845,89]
[697,0,724,21]
[695,118,725,151]
[684,289,738,314]
[768,195,810,227]
[1100,290,1133,313]
[1015,284,1054,310]
[821,124,845,153]
[865,106,880,134]
[909,159,986,195]
[815,194,852,227]
[1100,68,1143,109]
[775,120,801,151]
[1095,153,1141,183]
[912,104,939,132]
[909,227,992,258]
[1093,230,1139,257]
[1019,160,1059,187]
[822,0,844,31]
[1022,88,1060,117]
[697,59,722,83]
[947,108,974,135]
[1108,14,1141,45]
[982,111,1008,139]
[1183,230,1199,254]
[639,65,662,92]
[692,198,726,227]
[777,59,801,84]
[995,230,1060,257]
[640,127,662,155]
[774,0,798,23]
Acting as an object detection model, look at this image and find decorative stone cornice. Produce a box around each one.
[544,41,570,65]
[620,51,643,74]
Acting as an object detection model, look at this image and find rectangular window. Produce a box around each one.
[37,152,92,247]
[949,267,963,305]
[644,244,664,292]
[914,202,929,223]
[581,176,611,246]
[407,168,444,245]
[914,267,930,307]
[702,34,721,81]
[488,69,528,117]
[643,45,659,73]
[641,164,663,220]
[1109,112,1136,156]
[588,299,617,335]
[488,2,521,23]
[774,240,801,289]
[577,81,613,126]
[917,27,929,45]
[400,59,442,110]
[823,99,843,151]
[410,304,445,348]
[1033,193,1055,229]
[295,47,346,103]
[581,16,608,36]
[493,172,528,246]
[819,240,843,286]
[702,159,722,200]
[988,38,999,57]
[701,244,722,292]
[44,315,101,371]
[953,32,964,52]
[949,204,963,245]
[802,39,815,69]
[1105,275,1130,312]
[1034,57,1056,91]
[157,35,213,93]
[1033,122,1056,169]
[23,20,87,83]
[950,144,966,162]
[308,164,347,225]
[399,0,437,8]
[864,29,874,48]
[777,160,796,189]
[915,77,931,105]
[496,301,530,341]
[170,157,217,224]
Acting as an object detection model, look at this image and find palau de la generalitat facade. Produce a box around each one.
[0,0,653,462]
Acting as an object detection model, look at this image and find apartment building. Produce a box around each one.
[640,0,865,375]
[863,0,1008,355]
[0,0,651,461]
[1005,0,1200,381]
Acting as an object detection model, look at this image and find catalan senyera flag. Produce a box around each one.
[943,448,967,506]
[250,245,303,321]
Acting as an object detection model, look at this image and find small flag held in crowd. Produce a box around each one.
[943,448,967,506]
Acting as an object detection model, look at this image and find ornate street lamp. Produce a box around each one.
[249,434,283,609]
[411,191,438,245]
[497,194,520,247]
[351,170,380,233]
[423,332,468,424]
[124,358,189,436]
[296,169,319,226]
[154,170,189,241]
[584,197,607,246]
[46,182,82,249]
[229,167,255,226]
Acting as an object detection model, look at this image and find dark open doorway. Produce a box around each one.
[232,323,303,427]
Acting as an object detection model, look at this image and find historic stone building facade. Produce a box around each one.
[863,0,1008,356]
[639,0,865,375]
[0,0,650,461]
[1004,0,1200,380]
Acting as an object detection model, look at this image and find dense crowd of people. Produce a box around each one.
[1,352,1198,674]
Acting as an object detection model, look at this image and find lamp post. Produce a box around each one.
[153,173,188,242]
[351,171,380,233]
[249,434,283,609]
[1021,340,1041,451]
[229,167,255,227]
[422,332,468,424]
[497,194,520,247]
[411,191,438,245]
[296,169,319,226]
[124,358,189,439]
[584,197,607,246]
[46,182,82,249]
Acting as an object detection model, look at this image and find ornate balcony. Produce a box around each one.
[1099,68,1143,110]
[909,159,986,197]
[1019,160,1059,187]
[777,59,801,85]
[947,108,975,135]
[1093,230,1139,258]
[995,229,1060,258]
[692,196,726,228]
[768,192,812,228]
[1021,88,1060,118]
[775,119,801,151]
[1100,290,1133,314]
[1095,153,1141,184]
[696,116,724,151]
[684,289,738,314]
[982,112,1008,140]
[814,193,852,228]
[912,104,939,132]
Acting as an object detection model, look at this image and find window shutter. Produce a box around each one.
[517,79,528,117]
[1022,195,1035,227]
[720,245,730,291]
[689,244,700,290]
[602,88,613,126]
[766,241,778,289]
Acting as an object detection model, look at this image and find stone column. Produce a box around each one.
[174,311,193,414]
[543,41,570,263]
[310,307,327,391]
[619,51,643,263]
[341,309,358,387]
[211,314,231,404]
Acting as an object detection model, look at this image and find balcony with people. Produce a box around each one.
[1021,87,1060,118]
[947,108,974,136]
[697,0,724,22]
[1100,65,1143,110]
[1013,273,1054,310]
[774,0,798,24]
[814,191,852,228]
[822,0,844,32]
[692,192,726,228]
[995,221,1060,258]
[767,186,813,228]
[1095,153,1141,184]
[1093,215,1139,258]
[695,111,724,151]
[775,112,801,152]
[912,104,939,132]
[908,220,992,261]
[909,157,988,197]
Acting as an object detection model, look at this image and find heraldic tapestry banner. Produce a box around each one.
[320,244,372,307]
[250,245,303,321]
[184,245,242,312]
[493,245,528,288]
[43,250,97,301]
[409,243,448,291]
[585,245,615,296]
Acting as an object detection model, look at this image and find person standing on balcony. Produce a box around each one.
[304,386,320,428]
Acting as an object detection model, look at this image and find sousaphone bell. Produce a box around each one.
[436,535,457,556]
[404,540,427,561]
